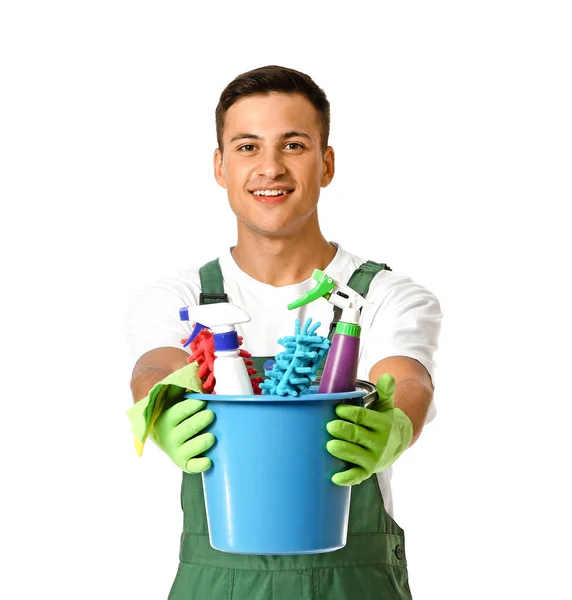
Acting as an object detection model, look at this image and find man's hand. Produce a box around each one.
[326,374,413,486]
[152,398,216,474]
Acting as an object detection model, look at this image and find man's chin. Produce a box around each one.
[237,218,297,238]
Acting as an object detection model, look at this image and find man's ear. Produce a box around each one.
[214,148,227,189]
[321,146,335,188]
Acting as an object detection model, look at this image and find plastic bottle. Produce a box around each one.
[318,314,361,394]
[288,269,365,394]
[179,302,253,395]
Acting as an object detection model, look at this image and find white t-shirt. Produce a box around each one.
[125,243,442,517]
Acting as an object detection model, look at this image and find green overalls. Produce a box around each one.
[168,260,413,600]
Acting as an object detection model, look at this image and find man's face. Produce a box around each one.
[214,93,334,237]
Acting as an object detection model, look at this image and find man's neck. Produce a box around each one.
[231,227,337,287]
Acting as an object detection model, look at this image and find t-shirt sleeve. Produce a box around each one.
[358,272,443,421]
[124,274,201,363]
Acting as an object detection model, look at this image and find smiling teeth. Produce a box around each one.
[252,190,290,196]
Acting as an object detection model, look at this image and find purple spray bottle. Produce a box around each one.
[288,269,366,393]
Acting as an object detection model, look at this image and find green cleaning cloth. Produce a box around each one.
[126,362,204,456]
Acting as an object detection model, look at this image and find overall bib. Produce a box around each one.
[168,260,413,600]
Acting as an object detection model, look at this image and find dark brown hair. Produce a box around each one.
[215,65,330,153]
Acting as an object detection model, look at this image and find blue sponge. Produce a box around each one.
[260,318,331,396]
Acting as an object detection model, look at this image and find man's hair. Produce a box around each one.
[215,65,330,153]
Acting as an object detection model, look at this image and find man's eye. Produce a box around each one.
[238,144,256,152]
[285,142,303,150]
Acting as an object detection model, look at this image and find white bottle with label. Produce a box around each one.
[179,302,253,395]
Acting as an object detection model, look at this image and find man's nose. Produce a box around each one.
[257,149,286,178]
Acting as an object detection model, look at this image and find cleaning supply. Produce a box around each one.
[260,317,330,396]
[182,327,263,394]
[185,385,366,554]
[288,269,367,393]
[184,327,217,392]
[326,373,414,485]
[179,302,254,395]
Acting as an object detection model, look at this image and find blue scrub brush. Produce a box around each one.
[260,318,331,396]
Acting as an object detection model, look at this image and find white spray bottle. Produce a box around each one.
[179,302,254,395]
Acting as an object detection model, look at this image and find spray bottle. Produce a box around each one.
[179,302,254,395]
[288,269,366,394]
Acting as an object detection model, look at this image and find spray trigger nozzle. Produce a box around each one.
[287,269,335,310]
[182,322,207,347]
[287,269,366,326]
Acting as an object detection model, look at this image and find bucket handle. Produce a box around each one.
[312,377,378,406]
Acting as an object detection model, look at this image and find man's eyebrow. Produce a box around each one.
[229,133,262,143]
[281,131,312,141]
[228,131,313,143]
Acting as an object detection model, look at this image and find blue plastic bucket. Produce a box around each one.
[185,387,365,555]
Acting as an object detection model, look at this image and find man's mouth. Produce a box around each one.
[250,189,294,197]
[249,188,294,203]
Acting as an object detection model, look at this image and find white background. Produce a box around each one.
[1,1,570,598]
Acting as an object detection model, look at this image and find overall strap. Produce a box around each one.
[327,260,392,340]
[198,259,228,305]
[347,260,391,297]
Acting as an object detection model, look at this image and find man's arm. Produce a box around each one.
[130,347,190,403]
[369,355,434,447]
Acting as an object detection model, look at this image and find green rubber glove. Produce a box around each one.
[151,398,216,474]
[126,362,215,473]
[326,374,414,486]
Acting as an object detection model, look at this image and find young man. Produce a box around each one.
[126,65,442,599]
